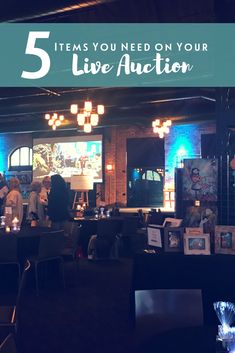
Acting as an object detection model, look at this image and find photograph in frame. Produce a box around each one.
[182,158,218,201]
[162,218,183,228]
[183,204,217,233]
[164,227,184,252]
[185,227,204,235]
[147,226,163,249]
[184,233,211,255]
[215,226,235,254]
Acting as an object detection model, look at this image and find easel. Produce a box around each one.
[71,175,93,210]
[72,190,89,209]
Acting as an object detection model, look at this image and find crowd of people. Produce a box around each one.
[0,173,70,230]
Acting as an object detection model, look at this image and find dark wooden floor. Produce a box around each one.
[17,259,138,353]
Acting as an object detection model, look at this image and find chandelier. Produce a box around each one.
[45,113,65,130]
[70,101,105,133]
[152,119,172,138]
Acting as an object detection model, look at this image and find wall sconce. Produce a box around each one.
[106,164,114,173]
[195,200,200,207]
[45,113,65,130]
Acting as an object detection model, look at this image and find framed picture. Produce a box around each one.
[185,227,204,235]
[215,226,235,254]
[16,173,32,184]
[184,233,211,255]
[5,172,32,185]
[183,158,218,202]
[20,184,31,201]
[163,217,183,228]
[164,227,184,252]
[183,204,217,233]
[147,225,163,248]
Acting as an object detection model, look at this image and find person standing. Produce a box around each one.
[5,177,23,226]
[39,175,51,226]
[47,174,70,230]
[0,173,8,216]
[39,176,51,206]
[27,181,44,227]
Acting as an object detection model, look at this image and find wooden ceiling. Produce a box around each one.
[0,87,218,133]
[0,0,234,133]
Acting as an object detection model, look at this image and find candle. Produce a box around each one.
[0,216,5,227]
[5,226,10,233]
[12,217,19,231]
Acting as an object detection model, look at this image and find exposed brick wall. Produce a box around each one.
[104,122,216,206]
[0,123,216,206]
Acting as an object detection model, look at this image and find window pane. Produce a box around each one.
[127,167,164,207]
[20,147,29,165]
[11,149,20,166]
[29,148,32,165]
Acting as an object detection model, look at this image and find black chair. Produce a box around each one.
[0,260,30,335]
[29,230,65,295]
[95,219,121,259]
[0,334,17,353]
[62,223,82,282]
[0,236,21,289]
[62,223,81,259]
[121,217,143,256]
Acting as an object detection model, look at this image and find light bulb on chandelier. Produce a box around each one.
[70,100,105,133]
[152,119,172,138]
[45,113,65,130]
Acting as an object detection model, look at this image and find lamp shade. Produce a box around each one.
[70,175,93,190]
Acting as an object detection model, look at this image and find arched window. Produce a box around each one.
[9,146,32,171]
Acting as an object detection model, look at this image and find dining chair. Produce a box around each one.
[95,219,121,260]
[0,333,17,353]
[63,223,81,256]
[121,217,139,256]
[0,260,31,336]
[0,236,21,290]
[30,230,65,295]
[62,224,82,282]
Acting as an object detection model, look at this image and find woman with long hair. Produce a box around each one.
[47,174,70,230]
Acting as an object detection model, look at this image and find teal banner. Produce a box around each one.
[0,23,234,86]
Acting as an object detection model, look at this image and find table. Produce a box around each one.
[135,326,218,353]
[0,226,51,262]
[17,226,52,261]
[132,253,235,325]
[73,217,123,256]
[0,226,51,293]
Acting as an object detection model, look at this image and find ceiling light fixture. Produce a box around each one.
[152,119,172,138]
[70,101,104,133]
[45,113,65,130]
